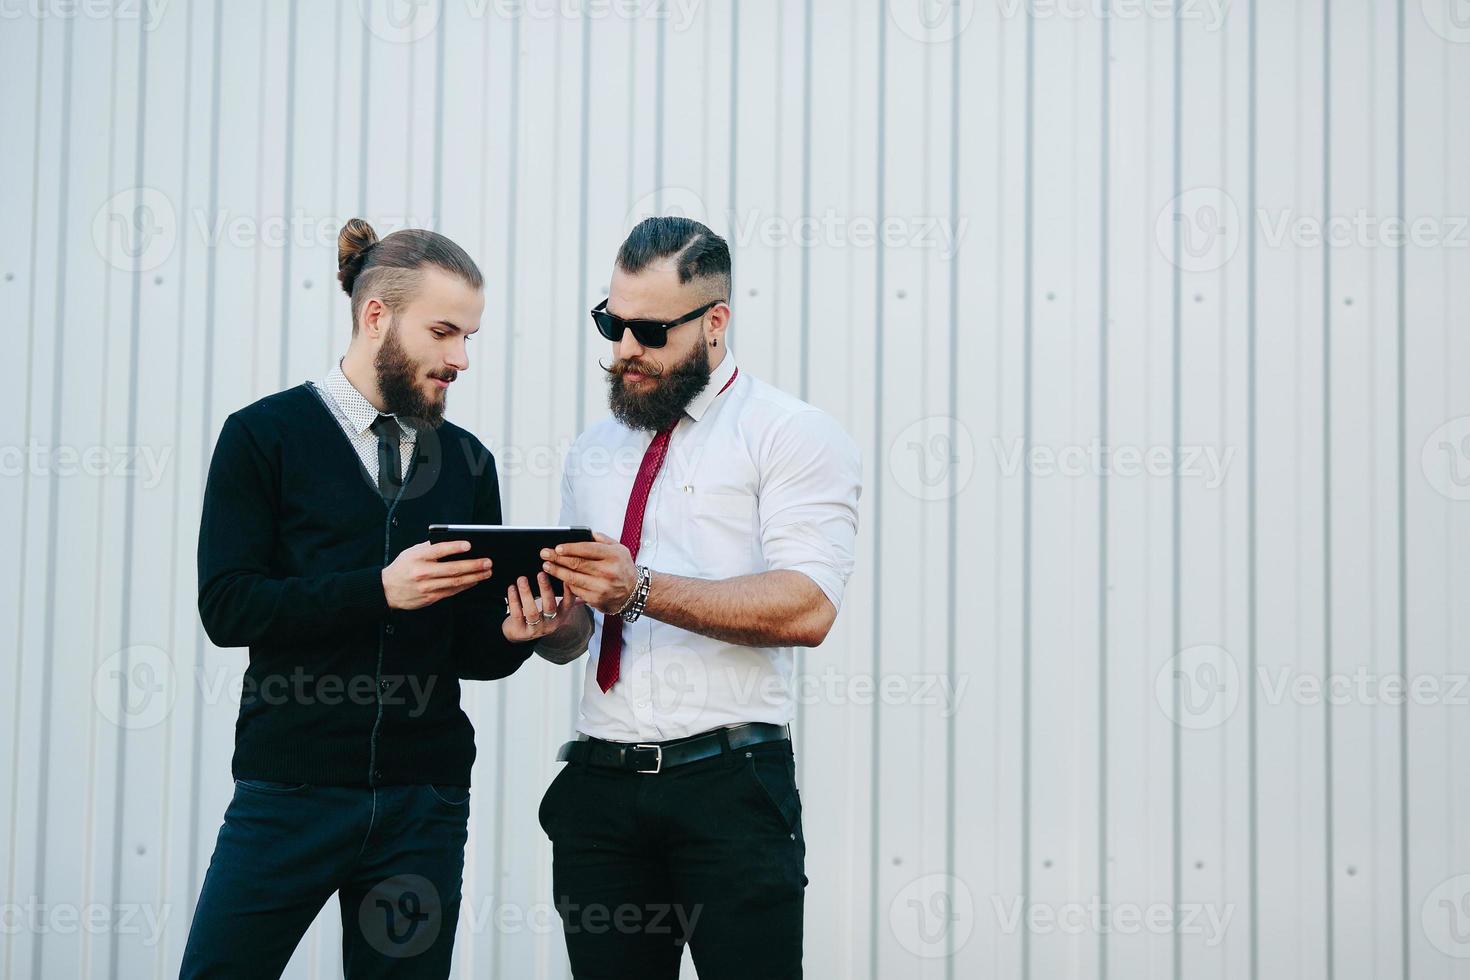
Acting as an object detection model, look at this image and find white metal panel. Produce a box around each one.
[4,2,1470,979]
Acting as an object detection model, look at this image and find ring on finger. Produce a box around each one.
[525,616,542,627]
[544,610,558,620]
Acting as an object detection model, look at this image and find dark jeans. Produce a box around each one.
[539,738,807,979]
[179,779,470,979]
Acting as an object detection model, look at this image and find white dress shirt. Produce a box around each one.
[308,361,416,485]
[559,349,863,742]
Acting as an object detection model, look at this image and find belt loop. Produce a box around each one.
[717,727,738,768]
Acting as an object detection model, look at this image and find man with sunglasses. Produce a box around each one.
[531,216,862,979]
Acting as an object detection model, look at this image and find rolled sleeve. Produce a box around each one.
[757,409,862,610]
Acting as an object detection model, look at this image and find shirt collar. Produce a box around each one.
[683,349,738,423]
[322,361,410,438]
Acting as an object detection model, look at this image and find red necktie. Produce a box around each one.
[597,366,738,693]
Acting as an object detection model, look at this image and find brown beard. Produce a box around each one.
[374,321,453,429]
[605,341,712,432]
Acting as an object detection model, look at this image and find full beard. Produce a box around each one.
[606,341,712,432]
[375,322,450,429]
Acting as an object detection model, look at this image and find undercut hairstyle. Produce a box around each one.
[615,216,731,303]
[336,218,483,332]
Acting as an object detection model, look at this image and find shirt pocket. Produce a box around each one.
[670,484,761,579]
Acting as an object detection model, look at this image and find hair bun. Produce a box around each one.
[337,218,379,295]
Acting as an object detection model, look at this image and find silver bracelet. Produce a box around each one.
[617,565,652,623]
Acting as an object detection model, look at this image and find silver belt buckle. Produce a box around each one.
[633,743,663,774]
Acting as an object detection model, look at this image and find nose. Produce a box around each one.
[614,331,645,364]
[446,336,469,372]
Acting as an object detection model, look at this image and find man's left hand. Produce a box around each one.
[501,572,588,642]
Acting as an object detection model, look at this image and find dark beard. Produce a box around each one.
[606,341,711,432]
[375,322,446,429]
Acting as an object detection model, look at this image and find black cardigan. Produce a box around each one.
[196,383,532,787]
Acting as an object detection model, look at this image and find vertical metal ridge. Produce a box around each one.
[278,0,299,389]
[109,7,151,975]
[1247,0,1260,976]
[1020,5,1035,979]
[6,19,46,980]
[32,12,75,980]
[1098,6,1111,979]
[1321,4,1337,977]
[432,0,445,230]
[188,0,225,915]
[867,1,886,975]
[1170,7,1183,979]
[945,9,961,977]
[1394,0,1411,975]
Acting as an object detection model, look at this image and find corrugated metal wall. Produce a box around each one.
[3,1,1469,977]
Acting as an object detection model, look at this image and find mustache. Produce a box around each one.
[428,368,457,383]
[599,357,664,379]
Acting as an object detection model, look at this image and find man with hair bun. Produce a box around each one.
[179,219,583,978]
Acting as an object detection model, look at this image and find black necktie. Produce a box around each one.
[370,414,402,501]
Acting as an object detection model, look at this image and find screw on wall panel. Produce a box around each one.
[1042,858,1052,868]
[749,287,758,297]
[896,289,907,299]
[1195,860,1204,869]
[303,278,313,289]
[892,856,902,865]
[154,275,163,285]
[1343,296,1353,306]
[1045,291,1056,301]
[1347,865,1358,876]
[5,272,14,281]
[1194,293,1204,303]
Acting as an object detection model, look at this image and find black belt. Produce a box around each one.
[556,722,790,775]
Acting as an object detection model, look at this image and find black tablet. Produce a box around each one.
[427,524,593,599]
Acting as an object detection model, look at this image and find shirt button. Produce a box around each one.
[379,680,389,692]
[385,624,395,635]
[391,516,399,527]
[372,769,382,781]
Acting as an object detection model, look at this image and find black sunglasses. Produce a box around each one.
[590,298,721,349]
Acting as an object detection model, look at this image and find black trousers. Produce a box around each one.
[538,737,807,979]
[179,780,470,979]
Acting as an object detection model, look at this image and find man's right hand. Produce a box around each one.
[382,540,494,610]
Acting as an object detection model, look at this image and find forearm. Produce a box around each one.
[535,606,595,664]
[642,569,836,648]
[197,566,387,648]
